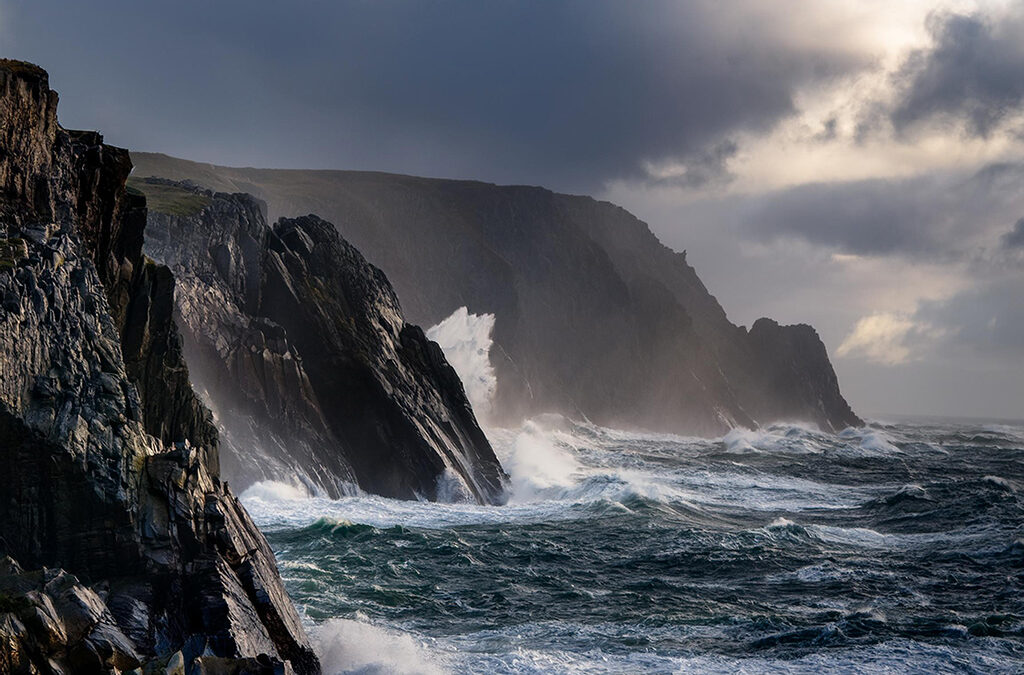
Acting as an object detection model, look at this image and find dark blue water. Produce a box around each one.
[242,418,1024,673]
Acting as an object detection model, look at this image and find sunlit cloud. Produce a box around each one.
[836,312,942,365]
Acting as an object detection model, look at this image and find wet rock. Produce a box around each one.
[140,179,507,503]
[0,60,319,673]
[0,559,140,673]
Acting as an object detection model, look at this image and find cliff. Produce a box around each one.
[0,61,319,673]
[136,178,507,503]
[130,153,862,435]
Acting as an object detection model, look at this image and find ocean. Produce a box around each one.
[240,416,1024,674]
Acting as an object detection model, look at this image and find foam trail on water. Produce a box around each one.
[426,307,496,418]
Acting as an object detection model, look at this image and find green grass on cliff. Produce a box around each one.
[127,177,211,217]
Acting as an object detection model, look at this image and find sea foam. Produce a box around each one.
[317,617,447,675]
[426,307,497,418]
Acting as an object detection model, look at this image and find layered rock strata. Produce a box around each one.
[0,60,318,673]
[138,179,507,503]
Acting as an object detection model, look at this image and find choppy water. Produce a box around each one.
[241,417,1024,674]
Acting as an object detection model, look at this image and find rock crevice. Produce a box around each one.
[0,60,319,674]
[139,179,507,503]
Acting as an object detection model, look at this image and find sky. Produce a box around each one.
[1,0,1022,420]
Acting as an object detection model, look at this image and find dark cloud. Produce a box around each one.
[744,178,945,255]
[647,140,738,188]
[891,8,1024,137]
[918,275,1024,358]
[814,117,838,143]
[742,162,1024,257]
[1003,218,1024,249]
[0,0,870,191]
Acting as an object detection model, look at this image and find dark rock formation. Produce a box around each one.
[140,183,350,497]
[0,556,141,673]
[130,153,862,435]
[0,61,319,673]
[263,214,506,502]
[138,179,507,503]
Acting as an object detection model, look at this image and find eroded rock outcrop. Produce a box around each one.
[140,183,351,497]
[138,179,507,503]
[0,60,318,673]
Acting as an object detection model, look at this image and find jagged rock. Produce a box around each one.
[741,318,858,428]
[263,214,506,502]
[138,179,507,503]
[0,557,140,673]
[0,556,300,673]
[139,184,354,496]
[131,153,863,435]
[0,60,320,673]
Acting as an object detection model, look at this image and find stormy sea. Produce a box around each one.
[240,416,1024,674]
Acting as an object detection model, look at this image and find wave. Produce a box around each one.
[758,517,997,553]
[722,423,831,455]
[317,617,446,675]
[241,417,891,533]
[342,620,1024,675]
[248,416,1024,674]
[241,479,315,502]
[719,422,905,459]
[494,419,583,501]
[426,307,497,419]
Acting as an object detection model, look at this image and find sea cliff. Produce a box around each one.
[137,178,507,502]
[0,60,318,674]
[131,154,863,435]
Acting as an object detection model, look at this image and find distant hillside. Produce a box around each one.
[131,152,861,435]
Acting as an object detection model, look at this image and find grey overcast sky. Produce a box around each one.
[2,0,1022,420]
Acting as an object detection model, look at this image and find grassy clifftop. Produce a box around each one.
[127,177,210,217]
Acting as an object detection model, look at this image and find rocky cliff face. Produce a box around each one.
[130,154,862,435]
[138,179,507,503]
[0,61,319,673]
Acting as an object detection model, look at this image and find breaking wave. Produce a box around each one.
[426,307,497,418]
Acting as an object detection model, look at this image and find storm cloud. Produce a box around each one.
[741,162,1024,258]
[830,274,1024,367]
[918,275,1024,359]
[4,0,1022,418]
[0,0,871,192]
[891,7,1024,138]
[1003,218,1024,249]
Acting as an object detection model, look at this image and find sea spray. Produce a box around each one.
[316,618,447,675]
[426,307,497,418]
[494,419,583,501]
